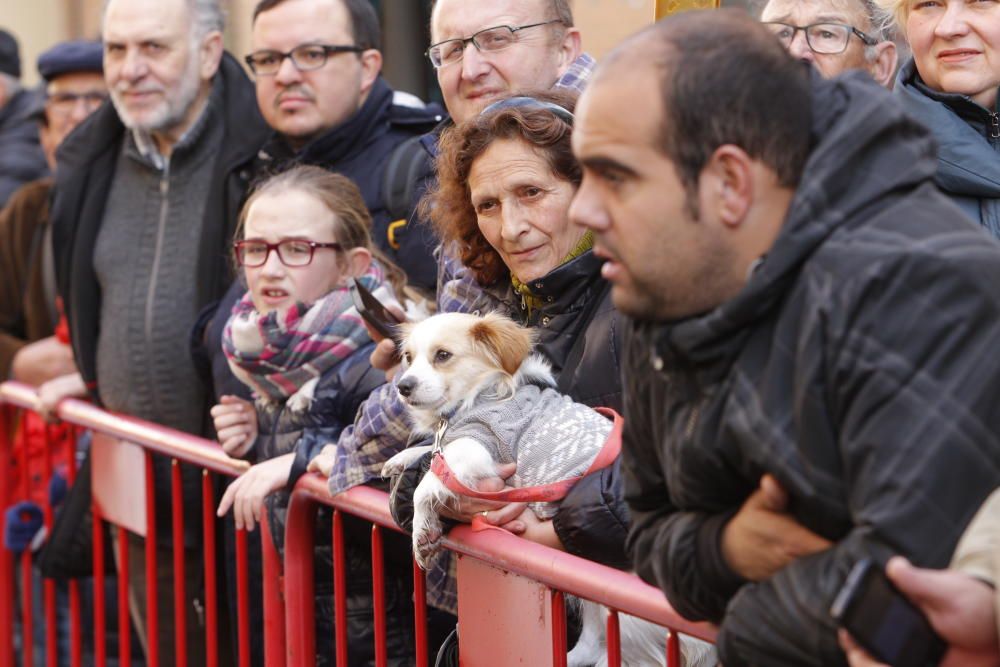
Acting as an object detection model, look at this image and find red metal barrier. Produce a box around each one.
[1,380,718,666]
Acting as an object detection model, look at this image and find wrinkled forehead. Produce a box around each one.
[103,0,192,42]
[760,0,873,30]
[431,0,549,42]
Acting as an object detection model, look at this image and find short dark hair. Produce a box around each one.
[253,0,381,51]
[612,10,811,213]
[427,89,580,286]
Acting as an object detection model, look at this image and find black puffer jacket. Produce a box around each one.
[391,250,629,571]
[623,71,1000,667]
[0,87,47,207]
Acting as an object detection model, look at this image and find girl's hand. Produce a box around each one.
[211,395,258,458]
[216,453,295,532]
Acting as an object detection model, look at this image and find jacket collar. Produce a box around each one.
[260,76,395,166]
[895,58,1000,199]
[651,68,940,374]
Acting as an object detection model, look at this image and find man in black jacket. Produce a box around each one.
[570,10,1000,667]
[49,0,269,664]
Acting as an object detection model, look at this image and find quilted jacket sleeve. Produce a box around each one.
[716,252,1000,667]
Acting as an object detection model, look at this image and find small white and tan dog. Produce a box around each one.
[381,312,716,667]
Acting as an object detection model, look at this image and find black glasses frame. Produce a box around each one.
[234,239,343,267]
[245,43,365,75]
[763,21,878,54]
[426,19,564,68]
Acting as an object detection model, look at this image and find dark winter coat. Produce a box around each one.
[895,58,1000,236]
[623,70,1000,667]
[0,87,47,207]
[49,54,270,545]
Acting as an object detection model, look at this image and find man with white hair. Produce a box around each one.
[50,0,269,664]
[760,0,898,87]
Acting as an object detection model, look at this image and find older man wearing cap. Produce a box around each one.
[0,40,105,389]
[0,28,48,208]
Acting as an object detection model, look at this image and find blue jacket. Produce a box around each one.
[0,88,47,208]
[895,58,1000,236]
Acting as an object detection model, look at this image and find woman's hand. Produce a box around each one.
[35,372,87,422]
[437,462,525,524]
[211,395,258,458]
[307,444,337,477]
[216,453,295,532]
[502,507,565,550]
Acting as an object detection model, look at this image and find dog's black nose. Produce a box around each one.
[397,376,416,398]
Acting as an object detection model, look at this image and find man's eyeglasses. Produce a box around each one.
[46,91,107,116]
[763,22,878,55]
[245,43,364,76]
[234,239,343,267]
[426,19,564,69]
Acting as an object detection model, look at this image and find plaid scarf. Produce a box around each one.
[223,263,391,407]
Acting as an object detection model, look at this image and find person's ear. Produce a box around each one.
[344,247,373,280]
[199,30,225,81]
[700,145,754,229]
[358,49,383,97]
[869,41,898,88]
[554,27,582,77]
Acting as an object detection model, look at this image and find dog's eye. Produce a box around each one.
[402,351,411,365]
[434,349,452,363]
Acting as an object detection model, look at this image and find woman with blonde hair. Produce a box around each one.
[875,0,999,235]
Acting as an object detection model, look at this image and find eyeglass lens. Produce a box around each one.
[765,23,852,54]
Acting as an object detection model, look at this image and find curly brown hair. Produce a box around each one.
[425,89,580,286]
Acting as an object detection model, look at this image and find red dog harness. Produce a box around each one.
[428,407,623,505]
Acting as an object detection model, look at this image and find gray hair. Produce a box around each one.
[102,0,226,40]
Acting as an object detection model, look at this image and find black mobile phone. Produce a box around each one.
[831,559,947,667]
[349,277,403,341]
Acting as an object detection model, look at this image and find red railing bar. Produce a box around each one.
[145,452,159,667]
[606,609,621,667]
[667,629,682,667]
[117,526,131,667]
[43,424,57,667]
[413,560,428,667]
[0,385,247,478]
[236,527,251,667]
[371,525,387,667]
[284,493,318,667]
[333,509,348,667]
[20,550,33,667]
[18,410,33,667]
[551,590,568,667]
[69,579,82,667]
[260,513,286,667]
[201,471,219,667]
[172,459,188,667]
[68,426,82,667]
[93,502,107,667]
[0,405,13,667]
[291,474,716,642]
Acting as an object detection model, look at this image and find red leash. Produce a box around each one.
[429,407,623,505]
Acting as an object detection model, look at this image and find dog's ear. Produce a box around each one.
[470,313,534,375]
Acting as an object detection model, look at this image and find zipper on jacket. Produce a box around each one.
[990,111,1000,140]
[145,162,171,349]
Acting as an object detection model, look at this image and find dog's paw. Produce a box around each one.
[413,524,444,569]
[380,445,432,479]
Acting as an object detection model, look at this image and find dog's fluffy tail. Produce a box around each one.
[514,354,556,388]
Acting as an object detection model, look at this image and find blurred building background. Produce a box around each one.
[6,0,749,98]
